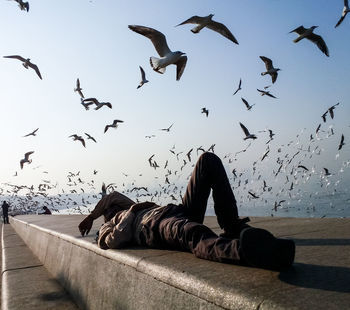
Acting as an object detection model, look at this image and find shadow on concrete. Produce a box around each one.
[279,263,350,293]
[293,238,350,246]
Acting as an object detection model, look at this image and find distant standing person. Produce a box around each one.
[39,206,52,215]
[2,201,10,224]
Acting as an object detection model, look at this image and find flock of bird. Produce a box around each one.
[2,1,349,218]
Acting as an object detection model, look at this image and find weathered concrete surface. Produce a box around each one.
[8,215,350,310]
[1,224,79,310]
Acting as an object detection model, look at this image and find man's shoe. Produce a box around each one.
[239,227,295,271]
[220,217,251,239]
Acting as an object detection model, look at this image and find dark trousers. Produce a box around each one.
[3,213,9,224]
[140,152,241,263]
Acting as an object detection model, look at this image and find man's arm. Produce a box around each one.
[78,191,135,236]
[97,202,157,249]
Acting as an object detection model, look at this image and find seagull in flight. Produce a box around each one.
[137,66,149,89]
[85,133,97,143]
[20,151,34,169]
[338,134,345,150]
[69,134,86,147]
[328,102,340,119]
[82,98,112,110]
[176,14,238,44]
[128,25,187,81]
[74,78,84,98]
[260,56,280,84]
[233,78,242,96]
[23,128,39,137]
[241,97,255,111]
[159,123,174,132]
[239,122,257,140]
[257,89,277,98]
[12,0,29,12]
[104,119,124,133]
[289,25,329,57]
[201,107,209,117]
[4,55,42,79]
[335,0,350,28]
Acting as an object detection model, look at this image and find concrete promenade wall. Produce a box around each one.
[7,215,350,310]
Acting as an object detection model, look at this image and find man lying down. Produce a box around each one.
[78,152,295,271]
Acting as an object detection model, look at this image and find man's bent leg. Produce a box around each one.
[182,152,238,228]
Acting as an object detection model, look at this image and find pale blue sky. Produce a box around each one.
[0,1,349,203]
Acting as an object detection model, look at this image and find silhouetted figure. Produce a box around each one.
[79,153,295,271]
[2,201,10,224]
[39,206,52,215]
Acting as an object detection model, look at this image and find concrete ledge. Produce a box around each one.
[1,224,78,310]
[8,215,350,310]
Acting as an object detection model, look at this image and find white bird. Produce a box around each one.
[260,56,280,84]
[69,134,86,147]
[82,98,112,110]
[239,122,257,140]
[128,25,187,81]
[289,26,329,57]
[335,0,350,28]
[176,14,238,44]
[104,119,124,133]
[74,78,84,98]
[4,55,42,79]
[137,66,149,89]
[20,151,34,169]
[241,98,255,111]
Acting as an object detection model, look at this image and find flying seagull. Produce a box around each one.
[82,98,112,110]
[4,55,42,79]
[104,119,124,133]
[257,89,277,98]
[20,151,34,169]
[137,66,149,89]
[80,98,95,110]
[289,25,329,57]
[328,102,340,119]
[128,25,187,81]
[23,128,39,137]
[241,97,255,111]
[85,133,97,143]
[13,0,29,12]
[69,134,86,147]
[159,123,174,132]
[74,78,84,98]
[175,14,238,44]
[335,0,350,28]
[338,134,345,150]
[233,78,242,96]
[201,107,209,117]
[239,122,257,140]
[260,56,280,84]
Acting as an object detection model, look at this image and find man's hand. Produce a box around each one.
[79,215,94,236]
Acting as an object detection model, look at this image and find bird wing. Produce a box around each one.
[239,122,250,136]
[139,66,146,80]
[83,98,99,104]
[76,78,80,88]
[28,62,42,79]
[78,89,84,98]
[175,56,187,81]
[176,15,206,26]
[271,72,278,83]
[289,26,306,34]
[3,55,26,62]
[128,25,171,57]
[113,119,124,124]
[266,92,277,98]
[307,33,329,56]
[335,15,346,28]
[33,128,39,134]
[241,97,249,108]
[206,21,239,44]
[24,151,34,160]
[260,56,273,70]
